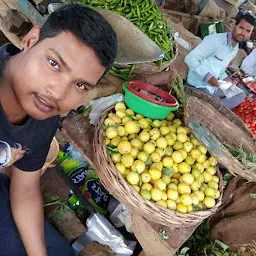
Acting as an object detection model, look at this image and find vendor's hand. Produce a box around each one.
[208,76,219,87]
[223,77,232,83]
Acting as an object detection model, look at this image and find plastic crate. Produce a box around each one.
[199,21,224,39]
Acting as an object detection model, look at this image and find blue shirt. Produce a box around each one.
[185,32,238,94]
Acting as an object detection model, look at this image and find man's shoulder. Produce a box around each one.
[204,32,228,42]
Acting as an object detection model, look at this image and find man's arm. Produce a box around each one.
[185,35,220,86]
[10,166,47,256]
[241,49,256,76]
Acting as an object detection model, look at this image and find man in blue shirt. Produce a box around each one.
[185,12,255,109]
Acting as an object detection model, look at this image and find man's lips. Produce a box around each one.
[34,94,57,113]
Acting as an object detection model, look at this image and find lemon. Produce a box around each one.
[203,197,216,208]
[136,114,144,119]
[200,183,207,192]
[162,157,174,168]
[176,127,187,134]
[116,111,127,119]
[145,118,152,123]
[191,168,201,179]
[140,189,151,200]
[155,179,167,191]
[197,175,205,183]
[155,200,167,208]
[191,138,200,147]
[151,188,163,201]
[176,196,181,204]
[211,175,219,183]
[166,200,176,210]
[171,178,179,185]
[111,136,122,146]
[177,133,188,143]
[202,171,212,183]
[143,142,156,154]
[172,151,184,164]
[122,136,128,141]
[115,163,126,175]
[149,128,160,140]
[150,162,163,171]
[190,149,201,159]
[162,175,171,185]
[161,120,167,127]
[178,182,191,194]
[121,154,134,167]
[183,142,193,153]
[104,118,115,126]
[205,187,216,198]
[128,134,138,140]
[178,149,188,159]
[137,151,149,162]
[105,138,110,145]
[164,147,173,157]
[184,127,191,134]
[139,131,150,143]
[167,183,178,190]
[115,102,126,112]
[159,126,169,136]
[197,145,208,155]
[130,139,142,150]
[196,154,207,164]
[182,173,194,185]
[168,125,177,134]
[137,118,148,129]
[125,109,135,116]
[214,190,220,199]
[206,166,216,176]
[172,163,179,173]
[151,152,161,163]
[180,194,193,206]
[111,153,121,163]
[126,171,140,185]
[194,190,205,201]
[197,202,204,209]
[161,191,168,201]
[131,160,145,174]
[191,193,200,205]
[149,140,156,146]
[141,183,153,191]
[141,172,151,183]
[155,148,165,158]
[156,137,168,149]
[208,156,218,166]
[193,163,204,173]
[166,112,175,121]
[191,180,201,191]
[187,205,193,213]
[176,203,188,213]
[130,147,139,158]
[123,169,130,178]
[122,116,132,124]
[173,141,183,150]
[124,121,140,134]
[202,160,210,169]
[152,120,161,128]
[208,181,218,190]
[178,162,191,174]
[149,168,162,181]
[132,185,140,193]
[184,156,194,166]
[173,119,182,125]
[117,141,132,155]
[167,189,179,200]
[106,127,118,139]
[111,114,122,124]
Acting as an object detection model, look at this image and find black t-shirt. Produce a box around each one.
[0,44,59,172]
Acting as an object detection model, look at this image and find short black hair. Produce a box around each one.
[235,11,255,27]
[38,3,117,73]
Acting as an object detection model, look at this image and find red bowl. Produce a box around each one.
[127,81,178,107]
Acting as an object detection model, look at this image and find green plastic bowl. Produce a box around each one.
[122,82,179,120]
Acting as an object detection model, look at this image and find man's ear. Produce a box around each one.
[21,26,41,51]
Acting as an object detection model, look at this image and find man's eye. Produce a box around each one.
[49,59,59,69]
[75,82,87,90]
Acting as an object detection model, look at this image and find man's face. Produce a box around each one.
[233,19,254,42]
[12,28,105,120]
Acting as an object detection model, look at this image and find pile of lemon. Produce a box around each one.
[104,102,221,214]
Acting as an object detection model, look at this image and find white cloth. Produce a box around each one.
[0,141,11,168]
[241,48,256,77]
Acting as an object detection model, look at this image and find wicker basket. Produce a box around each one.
[93,106,223,227]
[115,42,178,75]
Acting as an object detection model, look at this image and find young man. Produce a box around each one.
[185,12,255,109]
[0,4,117,256]
[241,48,256,76]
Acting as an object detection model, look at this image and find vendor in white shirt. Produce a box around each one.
[241,48,256,76]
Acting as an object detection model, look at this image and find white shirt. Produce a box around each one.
[241,49,256,77]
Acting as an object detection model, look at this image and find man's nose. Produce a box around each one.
[45,79,70,101]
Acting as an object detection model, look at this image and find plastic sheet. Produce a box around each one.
[218,80,244,99]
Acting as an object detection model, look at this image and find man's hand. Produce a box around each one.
[208,76,219,87]
[10,166,47,256]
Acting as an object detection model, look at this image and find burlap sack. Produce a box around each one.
[210,177,256,251]
[199,0,226,20]
[240,0,256,13]
[164,0,199,14]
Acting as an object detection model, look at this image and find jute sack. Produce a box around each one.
[199,0,226,20]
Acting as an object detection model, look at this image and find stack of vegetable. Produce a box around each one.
[79,0,176,69]
[233,97,256,136]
